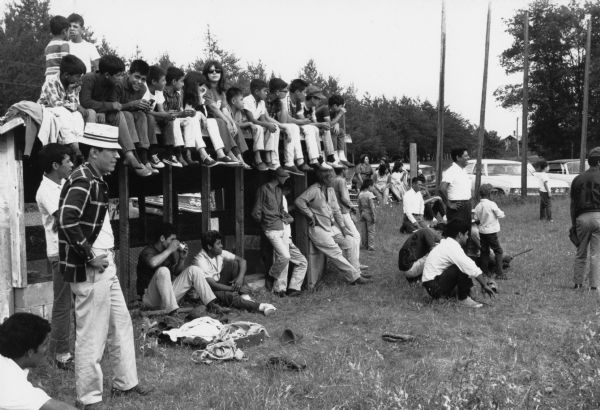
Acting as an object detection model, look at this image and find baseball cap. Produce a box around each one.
[305,85,325,99]
[589,147,600,158]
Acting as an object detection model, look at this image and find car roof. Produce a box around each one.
[547,159,579,163]
[466,159,523,165]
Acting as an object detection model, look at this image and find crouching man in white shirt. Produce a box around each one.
[421,220,496,308]
[0,312,77,410]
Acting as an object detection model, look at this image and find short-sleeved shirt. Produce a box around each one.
[44,39,69,76]
[422,237,482,282]
[68,40,99,73]
[136,244,177,296]
[0,354,51,410]
[287,97,303,119]
[398,228,438,271]
[442,162,472,201]
[536,172,549,192]
[35,176,63,258]
[303,104,317,123]
[357,190,376,215]
[143,88,165,111]
[473,198,505,234]
[242,95,267,119]
[193,249,236,281]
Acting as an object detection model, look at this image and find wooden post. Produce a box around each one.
[580,15,592,172]
[234,167,244,257]
[521,10,530,199]
[516,117,520,157]
[117,162,131,301]
[475,2,492,201]
[201,166,211,232]
[409,143,418,179]
[0,129,26,319]
[162,165,173,223]
[435,0,447,187]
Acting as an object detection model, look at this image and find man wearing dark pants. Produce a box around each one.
[439,148,472,225]
[35,143,74,370]
[421,220,495,308]
[570,147,600,290]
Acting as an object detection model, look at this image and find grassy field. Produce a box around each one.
[33,196,600,409]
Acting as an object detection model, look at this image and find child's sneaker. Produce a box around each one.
[163,155,183,168]
[150,154,164,169]
[202,157,218,168]
[254,162,268,171]
[259,303,277,316]
[217,157,239,167]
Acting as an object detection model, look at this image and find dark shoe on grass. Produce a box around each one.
[286,289,302,297]
[351,277,371,285]
[111,384,155,398]
[206,301,232,315]
[274,291,286,298]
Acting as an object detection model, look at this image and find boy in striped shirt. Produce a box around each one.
[44,15,69,77]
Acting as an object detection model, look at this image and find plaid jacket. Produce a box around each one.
[37,72,81,108]
[58,163,109,283]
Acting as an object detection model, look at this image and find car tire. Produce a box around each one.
[490,188,505,198]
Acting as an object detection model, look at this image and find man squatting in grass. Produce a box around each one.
[570,147,600,290]
[0,312,78,410]
[439,147,472,226]
[252,168,307,297]
[58,123,152,408]
[295,169,371,285]
[35,143,74,371]
[398,225,443,283]
[137,223,276,315]
[421,219,496,308]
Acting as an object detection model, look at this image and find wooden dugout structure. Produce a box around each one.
[0,119,321,321]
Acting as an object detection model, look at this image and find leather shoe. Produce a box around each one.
[111,384,154,397]
[286,289,302,297]
[351,277,371,285]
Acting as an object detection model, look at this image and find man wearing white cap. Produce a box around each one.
[58,123,152,408]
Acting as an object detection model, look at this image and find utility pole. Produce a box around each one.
[580,14,592,172]
[475,2,492,201]
[521,11,529,199]
[435,0,446,187]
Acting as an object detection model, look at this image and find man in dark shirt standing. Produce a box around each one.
[252,168,307,297]
[570,147,600,290]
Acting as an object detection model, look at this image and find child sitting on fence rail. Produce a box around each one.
[267,78,310,175]
[44,15,70,78]
[182,71,242,167]
[79,54,152,177]
[243,79,281,171]
[115,59,161,173]
[162,66,218,168]
[316,94,353,167]
[38,54,90,164]
[225,86,268,171]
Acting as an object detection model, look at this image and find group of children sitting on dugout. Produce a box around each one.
[36,16,352,178]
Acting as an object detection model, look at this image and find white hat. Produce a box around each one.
[80,123,121,150]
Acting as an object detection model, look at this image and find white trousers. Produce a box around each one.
[264,229,308,292]
[69,250,138,405]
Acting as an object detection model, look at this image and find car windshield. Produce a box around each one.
[487,164,533,176]
[548,163,563,174]
[566,161,588,174]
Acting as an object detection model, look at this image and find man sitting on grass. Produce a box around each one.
[0,312,78,410]
[421,220,496,308]
[137,224,275,316]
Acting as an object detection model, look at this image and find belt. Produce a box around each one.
[450,200,470,203]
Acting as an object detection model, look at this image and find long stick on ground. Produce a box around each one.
[521,10,529,199]
[475,2,492,201]
[435,0,446,187]
[580,15,592,173]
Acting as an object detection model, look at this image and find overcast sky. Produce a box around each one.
[2,0,578,138]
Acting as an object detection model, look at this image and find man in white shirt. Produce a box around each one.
[421,220,496,308]
[440,148,473,225]
[401,177,427,233]
[0,312,77,410]
[67,14,99,73]
[35,144,74,370]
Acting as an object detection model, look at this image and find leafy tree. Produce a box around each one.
[97,37,123,59]
[156,52,177,71]
[0,0,50,111]
[298,59,326,88]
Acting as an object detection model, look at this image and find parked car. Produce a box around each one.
[547,159,588,185]
[463,159,570,196]
[369,163,436,188]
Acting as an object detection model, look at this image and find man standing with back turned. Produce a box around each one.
[570,147,600,290]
